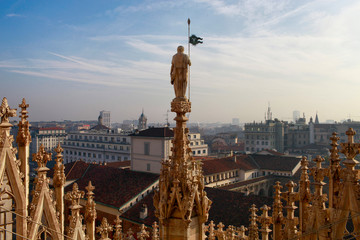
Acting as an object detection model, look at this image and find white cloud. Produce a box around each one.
[5,13,22,18]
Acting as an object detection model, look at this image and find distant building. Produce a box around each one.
[232,118,240,126]
[244,119,286,153]
[62,117,130,163]
[138,110,147,131]
[130,127,173,174]
[188,133,208,156]
[100,110,111,128]
[30,127,67,155]
[293,110,300,122]
[130,128,208,173]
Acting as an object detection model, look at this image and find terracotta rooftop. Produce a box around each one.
[249,154,301,172]
[201,154,301,175]
[122,187,273,228]
[64,164,159,208]
[218,175,274,190]
[90,124,110,131]
[104,160,131,169]
[202,156,256,175]
[130,127,174,138]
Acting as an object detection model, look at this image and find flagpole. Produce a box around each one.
[188,18,191,101]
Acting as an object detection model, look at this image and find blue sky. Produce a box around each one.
[1,0,360,123]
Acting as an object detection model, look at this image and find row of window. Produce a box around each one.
[64,150,128,161]
[69,134,128,143]
[205,170,239,184]
[245,140,270,146]
[192,150,207,155]
[64,141,130,151]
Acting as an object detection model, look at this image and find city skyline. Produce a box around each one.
[1,0,360,123]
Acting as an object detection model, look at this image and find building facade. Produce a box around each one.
[30,127,67,156]
[62,129,131,164]
[130,127,173,174]
[244,119,285,153]
[188,133,208,156]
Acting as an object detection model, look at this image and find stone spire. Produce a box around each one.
[85,181,97,240]
[153,61,211,238]
[53,143,66,233]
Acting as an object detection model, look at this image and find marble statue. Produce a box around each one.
[170,45,191,99]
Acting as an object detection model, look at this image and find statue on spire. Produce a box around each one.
[170,46,191,99]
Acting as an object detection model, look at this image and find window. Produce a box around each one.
[88,153,91,157]
[147,163,151,171]
[144,142,150,155]
[111,155,115,160]
[106,155,109,159]
[197,150,201,154]
[123,138,126,143]
[193,151,195,155]
[203,150,206,153]
[98,154,101,158]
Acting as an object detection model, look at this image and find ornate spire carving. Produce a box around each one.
[259,205,272,240]
[137,224,150,240]
[153,65,211,238]
[66,183,86,238]
[53,143,65,187]
[248,204,259,240]
[0,97,16,124]
[85,181,96,221]
[113,216,123,240]
[97,218,113,240]
[16,98,31,146]
[151,222,159,240]
[33,144,51,172]
[281,181,299,239]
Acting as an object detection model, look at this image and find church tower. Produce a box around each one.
[138,109,147,131]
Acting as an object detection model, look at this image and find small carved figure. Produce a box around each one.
[170,46,191,99]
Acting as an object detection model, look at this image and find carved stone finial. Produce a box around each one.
[340,128,360,167]
[85,181,97,222]
[259,205,272,239]
[85,181,95,194]
[0,97,17,124]
[113,216,123,240]
[54,143,63,161]
[330,132,340,163]
[151,222,160,240]
[137,224,150,240]
[248,204,259,240]
[33,145,51,170]
[97,218,113,240]
[66,183,85,207]
[53,143,65,187]
[19,98,29,121]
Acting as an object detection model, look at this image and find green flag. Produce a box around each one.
[189,34,203,46]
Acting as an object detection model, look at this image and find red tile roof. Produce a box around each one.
[122,188,273,228]
[130,127,174,138]
[249,154,301,172]
[64,165,159,208]
[201,154,301,175]
[201,155,257,175]
[104,161,131,169]
[218,175,274,190]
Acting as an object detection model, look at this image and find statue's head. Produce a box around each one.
[177,46,184,53]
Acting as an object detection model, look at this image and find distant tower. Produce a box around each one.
[293,110,300,122]
[232,118,240,126]
[138,109,147,131]
[315,112,319,124]
[265,103,272,121]
[100,110,111,128]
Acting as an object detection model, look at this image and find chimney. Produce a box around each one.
[140,204,148,219]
